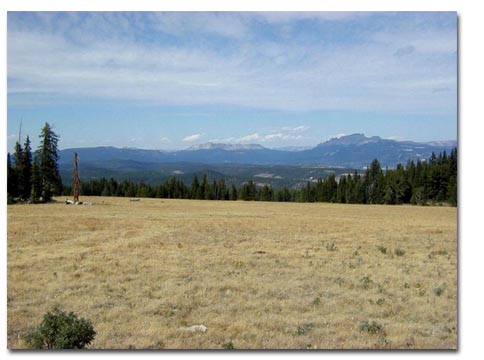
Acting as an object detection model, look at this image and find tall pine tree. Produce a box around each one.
[12,141,24,198]
[7,153,18,201]
[38,123,62,202]
[30,155,42,203]
[20,136,33,200]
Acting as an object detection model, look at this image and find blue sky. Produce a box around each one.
[7,11,457,151]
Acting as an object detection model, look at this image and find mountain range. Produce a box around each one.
[58,134,456,189]
[59,133,456,169]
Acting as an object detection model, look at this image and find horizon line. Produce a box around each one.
[56,134,458,152]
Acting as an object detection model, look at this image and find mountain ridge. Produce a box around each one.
[186,142,267,151]
[59,133,457,169]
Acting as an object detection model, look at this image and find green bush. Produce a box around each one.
[377,245,387,254]
[359,320,384,335]
[24,306,96,349]
[360,276,373,289]
[296,323,314,336]
[433,286,445,297]
[222,341,235,350]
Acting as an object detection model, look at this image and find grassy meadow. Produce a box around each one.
[7,197,457,349]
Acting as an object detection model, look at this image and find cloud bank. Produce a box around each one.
[8,12,457,115]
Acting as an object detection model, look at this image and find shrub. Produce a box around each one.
[296,323,314,336]
[394,248,406,256]
[24,306,96,349]
[312,297,321,306]
[359,320,384,335]
[325,242,337,251]
[377,246,387,254]
[222,341,235,350]
[360,276,373,289]
[433,286,445,297]
[376,298,386,306]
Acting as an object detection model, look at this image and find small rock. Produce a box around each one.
[187,325,207,333]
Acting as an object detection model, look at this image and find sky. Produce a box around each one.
[7,11,457,151]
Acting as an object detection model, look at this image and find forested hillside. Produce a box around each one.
[63,149,457,206]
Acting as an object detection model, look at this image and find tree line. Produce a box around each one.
[7,123,456,206]
[7,123,63,204]
[61,148,457,206]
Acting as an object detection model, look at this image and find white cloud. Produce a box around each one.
[237,132,304,143]
[7,12,457,114]
[281,126,309,133]
[238,133,261,142]
[208,137,237,143]
[182,133,203,142]
[263,133,303,141]
[151,12,249,39]
[255,12,365,24]
[388,135,404,140]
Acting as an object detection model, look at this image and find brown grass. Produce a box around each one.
[7,197,457,349]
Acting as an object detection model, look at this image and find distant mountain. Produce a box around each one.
[319,133,382,146]
[59,134,457,170]
[295,134,457,169]
[186,142,266,151]
[425,140,458,147]
[274,145,313,152]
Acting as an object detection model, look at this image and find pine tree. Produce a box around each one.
[259,184,273,202]
[30,155,42,203]
[38,123,62,202]
[337,176,347,203]
[12,141,23,198]
[325,174,338,202]
[200,174,208,200]
[7,153,18,202]
[229,184,237,200]
[20,136,33,200]
[218,179,227,200]
[191,175,200,199]
[206,180,216,200]
[447,147,457,206]
[365,159,384,204]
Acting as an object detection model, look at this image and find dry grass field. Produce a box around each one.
[7,197,457,349]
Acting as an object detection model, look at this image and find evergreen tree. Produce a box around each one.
[218,179,228,200]
[125,181,136,197]
[337,176,347,203]
[30,155,42,203]
[229,184,238,200]
[191,175,200,199]
[259,184,274,202]
[383,170,397,205]
[200,174,208,200]
[168,177,178,198]
[447,148,457,206]
[354,172,367,204]
[365,159,385,204]
[325,174,338,202]
[206,180,216,200]
[7,153,18,199]
[240,180,257,200]
[20,136,33,200]
[275,187,292,202]
[38,123,62,202]
[12,141,24,198]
